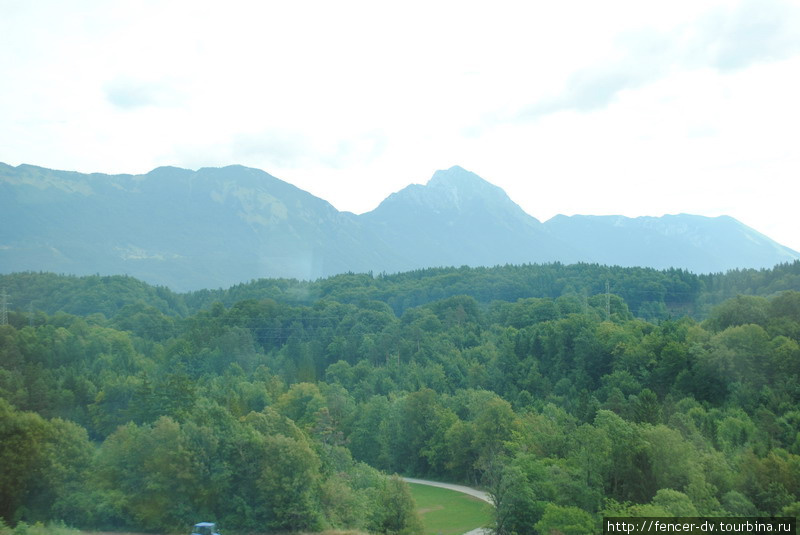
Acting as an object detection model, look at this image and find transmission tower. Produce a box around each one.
[0,288,9,326]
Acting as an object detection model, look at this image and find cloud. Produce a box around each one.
[231,130,313,169]
[319,131,389,170]
[511,30,671,121]
[226,129,389,172]
[105,77,181,110]
[520,66,652,119]
[509,0,800,122]
[696,0,800,71]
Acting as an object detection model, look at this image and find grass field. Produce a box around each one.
[407,483,493,535]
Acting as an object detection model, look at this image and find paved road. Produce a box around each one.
[402,477,493,504]
[402,477,494,535]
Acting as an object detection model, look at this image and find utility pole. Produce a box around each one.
[605,280,611,322]
[0,288,9,326]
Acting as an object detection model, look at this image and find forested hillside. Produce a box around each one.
[1,263,800,534]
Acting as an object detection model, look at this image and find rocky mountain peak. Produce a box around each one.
[368,165,528,219]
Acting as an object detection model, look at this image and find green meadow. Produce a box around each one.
[408,483,494,535]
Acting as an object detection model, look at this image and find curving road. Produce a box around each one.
[402,477,494,535]
[402,477,493,504]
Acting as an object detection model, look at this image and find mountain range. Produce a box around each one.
[1,162,797,292]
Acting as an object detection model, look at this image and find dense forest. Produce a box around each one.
[1,261,799,534]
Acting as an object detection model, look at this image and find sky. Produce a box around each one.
[2,0,800,252]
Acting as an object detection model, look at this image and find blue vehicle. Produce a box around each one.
[191,522,220,535]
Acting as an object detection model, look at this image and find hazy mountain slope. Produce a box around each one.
[544,214,800,273]
[0,163,397,290]
[2,162,798,291]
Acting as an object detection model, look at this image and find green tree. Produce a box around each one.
[650,489,699,516]
[534,503,596,535]
[393,389,457,475]
[35,418,94,525]
[93,417,202,531]
[472,396,516,467]
[275,382,326,429]
[370,475,423,535]
[0,400,48,523]
[485,457,541,535]
[256,433,324,531]
[349,395,391,468]
[705,295,769,332]
[593,410,651,502]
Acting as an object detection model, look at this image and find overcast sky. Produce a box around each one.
[2,0,799,252]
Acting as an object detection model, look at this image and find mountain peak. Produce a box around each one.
[427,165,502,196]
[370,165,522,217]
[428,165,475,184]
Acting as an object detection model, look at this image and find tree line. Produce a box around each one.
[4,260,799,320]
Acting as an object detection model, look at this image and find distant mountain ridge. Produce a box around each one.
[1,162,797,291]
